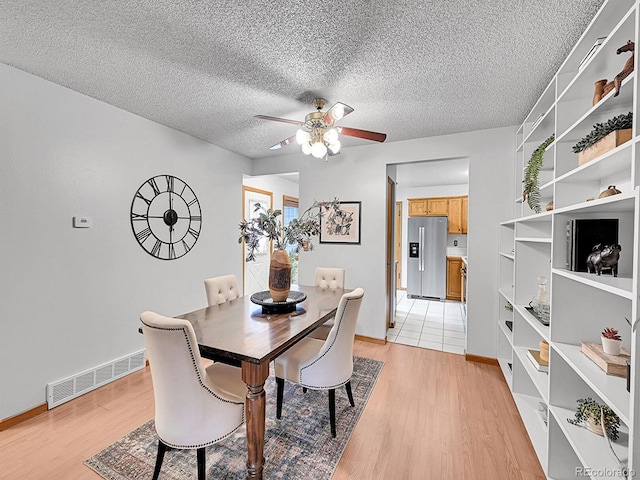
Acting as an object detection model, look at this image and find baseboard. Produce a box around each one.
[0,403,48,431]
[465,353,499,366]
[355,334,386,345]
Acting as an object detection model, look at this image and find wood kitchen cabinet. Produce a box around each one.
[448,197,463,233]
[461,196,468,234]
[447,196,469,234]
[446,256,462,301]
[408,198,427,216]
[408,197,448,216]
[408,196,468,234]
[427,197,448,215]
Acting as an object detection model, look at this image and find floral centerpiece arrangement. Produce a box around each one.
[238,199,340,301]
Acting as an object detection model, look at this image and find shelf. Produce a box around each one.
[523,104,556,145]
[552,342,630,424]
[557,0,635,80]
[549,405,629,479]
[552,269,633,300]
[555,140,632,185]
[552,190,636,215]
[513,393,549,468]
[514,304,550,342]
[498,288,514,305]
[557,3,636,101]
[499,252,515,260]
[515,237,552,244]
[514,210,554,222]
[514,346,549,403]
[497,358,513,386]
[498,319,514,346]
[556,73,635,144]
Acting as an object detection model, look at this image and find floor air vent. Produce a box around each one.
[46,350,145,409]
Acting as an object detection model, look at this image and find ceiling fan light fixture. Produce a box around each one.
[310,141,327,158]
[323,128,339,144]
[296,128,310,145]
[256,98,386,158]
[332,104,345,121]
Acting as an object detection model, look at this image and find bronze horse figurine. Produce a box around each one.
[594,40,634,104]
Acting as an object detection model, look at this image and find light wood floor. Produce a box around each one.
[0,341,544,479]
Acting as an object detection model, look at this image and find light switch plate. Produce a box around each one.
[73,216,91,228]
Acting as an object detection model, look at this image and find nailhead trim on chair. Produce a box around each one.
[298,291,364,389]
[141,319,245,449]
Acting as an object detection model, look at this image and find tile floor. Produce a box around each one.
[387,290,466,355]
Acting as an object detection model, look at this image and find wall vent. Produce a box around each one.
[46,350,145,409]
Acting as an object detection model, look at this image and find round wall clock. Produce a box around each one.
[130,175,201,260]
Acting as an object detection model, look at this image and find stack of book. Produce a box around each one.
[527,349,549,373]
[581,341,630,377]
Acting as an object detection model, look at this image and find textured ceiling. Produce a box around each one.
[0,0,605,160]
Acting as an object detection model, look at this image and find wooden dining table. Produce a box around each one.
[177,284,347,480]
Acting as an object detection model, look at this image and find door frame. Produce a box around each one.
[386,177,396,329]
[241,185,273,295]
[395,201,403,290]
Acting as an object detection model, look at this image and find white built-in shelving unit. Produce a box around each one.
[499,1,640,478]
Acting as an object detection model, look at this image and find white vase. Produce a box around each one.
[601,336,622,356]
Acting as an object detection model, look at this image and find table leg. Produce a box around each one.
[241,360,270,480]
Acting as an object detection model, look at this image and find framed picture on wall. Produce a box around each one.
[320,201,361,244]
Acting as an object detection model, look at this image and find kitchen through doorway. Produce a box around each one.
[388,158,469,354]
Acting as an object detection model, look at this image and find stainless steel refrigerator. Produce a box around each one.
[407,216,447,300]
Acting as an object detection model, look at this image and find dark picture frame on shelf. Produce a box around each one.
[320,201,361,245]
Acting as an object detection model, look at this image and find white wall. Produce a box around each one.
[0,63,252,420]
[251,127,517,356]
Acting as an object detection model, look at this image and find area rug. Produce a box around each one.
[85,356,383,480]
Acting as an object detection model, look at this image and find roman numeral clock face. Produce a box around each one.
[130,175,201,260]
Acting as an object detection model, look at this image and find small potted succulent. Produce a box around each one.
[567,398,620,440]
[601,327,622,356]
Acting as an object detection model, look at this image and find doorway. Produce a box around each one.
[242,186,273,296]
[386,158,469,354]
[242,173,300,295]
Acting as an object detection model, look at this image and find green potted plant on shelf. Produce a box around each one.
[238,199,340,301]
[572,112,633,166]
[522,134,554,214]
[567,397,620,440]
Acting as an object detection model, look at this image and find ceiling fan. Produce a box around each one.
[255,98,387,158]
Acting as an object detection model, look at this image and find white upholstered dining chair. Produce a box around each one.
[308,267,346,340]
[140,311,246,480]
[274,287,364,437]
[204,274,241,306]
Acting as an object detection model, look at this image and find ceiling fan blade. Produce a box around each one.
[269,134,297,150]
[322,102,354,125]
[255,115,305,127]
[337,126,387,143]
